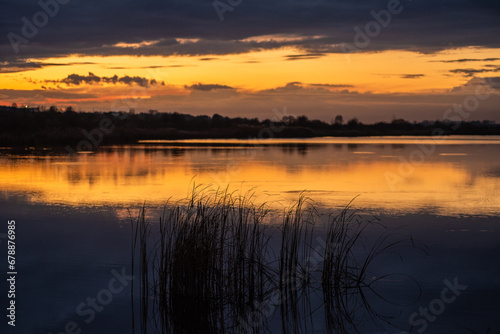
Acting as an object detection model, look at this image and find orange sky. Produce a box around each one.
[1,46,499,121]
[4,47,499,91]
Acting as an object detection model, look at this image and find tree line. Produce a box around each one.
[0,105,498,148]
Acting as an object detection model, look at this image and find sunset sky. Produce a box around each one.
[1,0,500,122]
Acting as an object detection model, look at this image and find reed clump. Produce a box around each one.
[131,188,410,333]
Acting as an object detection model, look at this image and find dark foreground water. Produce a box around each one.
[1,136,499,333]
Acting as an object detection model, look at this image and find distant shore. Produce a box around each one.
[1,107,498,150]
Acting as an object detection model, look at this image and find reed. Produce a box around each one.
[131,188,411,333]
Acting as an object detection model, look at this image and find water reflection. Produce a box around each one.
[2,137,499,334]
[0,137,499,216]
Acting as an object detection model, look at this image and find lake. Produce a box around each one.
[1,136,499,333]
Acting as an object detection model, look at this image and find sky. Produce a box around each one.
[1,0,500,122]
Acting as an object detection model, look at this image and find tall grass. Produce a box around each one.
[131,188,412,333]
[321,200,405,333]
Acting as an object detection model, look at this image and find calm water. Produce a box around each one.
[1,136,499,333]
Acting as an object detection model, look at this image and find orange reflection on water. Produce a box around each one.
[1,143,499,216]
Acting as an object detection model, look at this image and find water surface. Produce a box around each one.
[1,136,499,333]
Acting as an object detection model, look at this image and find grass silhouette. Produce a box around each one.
[131,186,417,333]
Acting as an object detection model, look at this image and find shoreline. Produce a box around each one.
[1,108,499,149]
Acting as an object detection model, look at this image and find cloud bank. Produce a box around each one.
[1,0,499,60]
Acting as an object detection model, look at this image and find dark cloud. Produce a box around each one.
[0,60,47,73]
[450,67,500,77]
[260,82,306,94]
[48,72,163,87]
[433,58,500,63]
[309,83,354,88]
[106,65,186,69]
[267,82,356,92]
[401,74,425,79]
[0,89,97,100]
[285,53,325,61]
[116,75,149,87]
[58,72,101,85]
[139,65,175,68]
[185,83,234,91]
[449,76,500,93]
[484,77,500,90]
[0,60,96,73]
[1,0,499,59]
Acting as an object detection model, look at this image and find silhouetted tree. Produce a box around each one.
[282,115,295,124]
[1,107,498,147]
[297,115,309,125]
[334,115,343,125]
[347,117,359,127]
